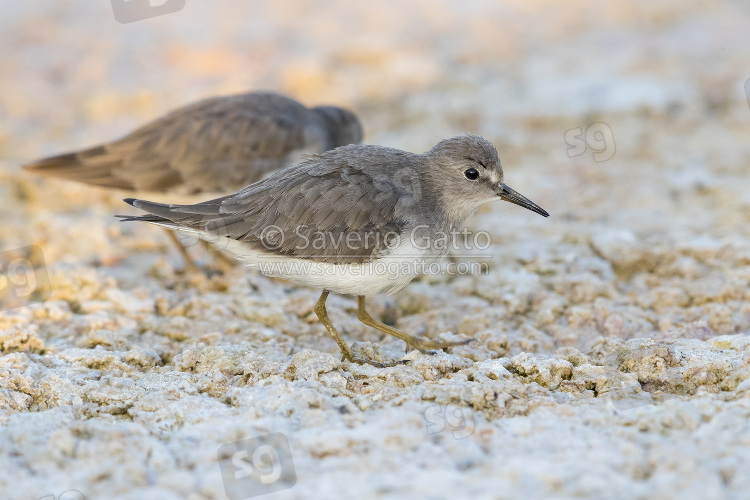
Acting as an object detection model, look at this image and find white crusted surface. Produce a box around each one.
[1,2,750,500]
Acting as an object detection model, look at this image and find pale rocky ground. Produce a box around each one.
[1,1,750,499]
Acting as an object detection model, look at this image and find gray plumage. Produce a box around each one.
[23,91,363,195]
[122,134,549,366]
[121,135,549,269]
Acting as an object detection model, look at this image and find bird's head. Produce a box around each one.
[423,134,549,223]
[312,106,364,149]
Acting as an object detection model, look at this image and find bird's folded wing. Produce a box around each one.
[125,154,415,264]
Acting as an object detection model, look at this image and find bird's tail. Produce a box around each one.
[117,198,193,231]
[23,145,132,190]
[118,197,232,238]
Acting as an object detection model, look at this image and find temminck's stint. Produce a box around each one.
[24,91,363,270]
[121,134,549,366]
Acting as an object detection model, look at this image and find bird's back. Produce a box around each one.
[23,92,350,195]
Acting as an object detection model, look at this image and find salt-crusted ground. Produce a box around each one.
[1,1,750,499]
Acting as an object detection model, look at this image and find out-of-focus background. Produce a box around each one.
[1,2,750,499]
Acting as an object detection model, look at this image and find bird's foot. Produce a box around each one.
[340,350,408,368]
[407,337,475,355]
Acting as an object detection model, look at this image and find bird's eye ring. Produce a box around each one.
[464,168,479,180]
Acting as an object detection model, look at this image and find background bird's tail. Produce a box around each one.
[23,145,133,190]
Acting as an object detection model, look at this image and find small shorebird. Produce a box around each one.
[121,134,549,366]
[23,91,363,270]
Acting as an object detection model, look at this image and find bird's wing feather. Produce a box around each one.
[123,146,417,264]
[24,93,326,194]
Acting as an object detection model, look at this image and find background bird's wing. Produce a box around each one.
[24,93,327,194]
[124,147,417,264]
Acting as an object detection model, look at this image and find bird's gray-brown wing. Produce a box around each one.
[23,92,328,194]
[122,146,418,264]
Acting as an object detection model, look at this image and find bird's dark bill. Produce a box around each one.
[499,184,549,217]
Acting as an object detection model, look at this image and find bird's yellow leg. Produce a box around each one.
[314,291,405,368]
[357,296,474,354]
[164,229,200,273]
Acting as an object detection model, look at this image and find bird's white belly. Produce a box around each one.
[207,235,439,296]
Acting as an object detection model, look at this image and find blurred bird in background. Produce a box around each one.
[23,90,364,271]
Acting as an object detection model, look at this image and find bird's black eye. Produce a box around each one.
[464,168,479,180]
